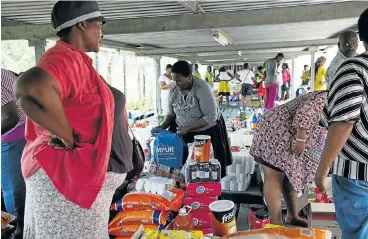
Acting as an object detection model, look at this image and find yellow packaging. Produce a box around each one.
[144,229,159,239]
[264,224,284,229]
[159,230,204,239]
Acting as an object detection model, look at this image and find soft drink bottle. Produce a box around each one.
[173,206,193,230]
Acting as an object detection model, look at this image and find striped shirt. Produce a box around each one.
[1,68,26,138]
[320,52,368,181]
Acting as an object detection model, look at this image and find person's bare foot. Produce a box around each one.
[285,216,308,227]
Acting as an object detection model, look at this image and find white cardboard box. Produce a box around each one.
[308,203,342,239]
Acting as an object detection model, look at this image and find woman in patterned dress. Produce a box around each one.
[250,91,327,226]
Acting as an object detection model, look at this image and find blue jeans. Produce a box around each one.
[332,175,368,239]
[1,139,26,222]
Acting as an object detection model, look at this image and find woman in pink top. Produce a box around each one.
[14,2,125,238]
[281,63,291,101]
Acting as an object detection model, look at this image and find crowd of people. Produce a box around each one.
[1,0,368,238]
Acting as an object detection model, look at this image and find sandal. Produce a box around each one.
[285,216,308,227]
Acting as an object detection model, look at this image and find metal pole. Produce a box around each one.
[95,53,99,73]
[309,47,317,92]
[154,57,162,115]
[123,55,127,95]
[29,39,46,64]
[291,57,297,99]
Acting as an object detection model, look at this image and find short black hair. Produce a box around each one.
[56,26,73,39]
[276,53,285,58]
[166,64,172,70]
[304,65,309,68]
[172,61,192,77]
[358,8,368,42]
[219,66,227,72]
[257,66,264,71]
[283,63,289,69]
[244,63,249,69]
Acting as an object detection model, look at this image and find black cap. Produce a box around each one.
[51,1,106,31]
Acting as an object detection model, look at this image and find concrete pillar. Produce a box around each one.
[154,57,162,115]
[28,39,46,64]
[95,53,100,73]
[309,47,317,92]
[291,57,297,99]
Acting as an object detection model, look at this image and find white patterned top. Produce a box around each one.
[168,77,217,132]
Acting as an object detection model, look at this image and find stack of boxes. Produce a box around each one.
[183,138,222,234]
[184,183,221,234]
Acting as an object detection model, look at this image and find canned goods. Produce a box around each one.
[253,210,270,230]
[209,159,221,182]
[197,163,210,182]
[185,160,198,183]
[209,200,237,236]
[194,135,211,163]
[248,205,263,230]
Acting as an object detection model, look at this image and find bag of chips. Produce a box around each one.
[111,189,184,212]
[109,210,170,228]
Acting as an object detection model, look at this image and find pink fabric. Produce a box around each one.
[265,84,278,110]
[21,41,115,209]
[282,69,291,84]
[250,92,327,190]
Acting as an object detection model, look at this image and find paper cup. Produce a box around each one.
[221,178,230,191]
[230,181,238,191]
[209,200,237,236]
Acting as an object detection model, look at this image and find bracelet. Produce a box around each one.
[296,137,307,142]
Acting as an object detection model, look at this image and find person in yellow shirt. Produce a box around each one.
[193,64,202,79]
[314,56,327,91]
[205,66,214,88]
[301,65,311,86]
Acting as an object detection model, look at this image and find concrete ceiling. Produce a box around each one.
[1,0,364,64]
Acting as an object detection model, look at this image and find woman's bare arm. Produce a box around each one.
[14,67,74,146]
[159,81,171,90]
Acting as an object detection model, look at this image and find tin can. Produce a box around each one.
[209,159,221,182]
[197,163,210,182]
[248,205,263,230]
[209,200,237,236]
[253,210,270,230]
[194,135,211,163]
[185,160,198,183]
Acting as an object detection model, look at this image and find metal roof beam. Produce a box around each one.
[186,51,309,62]
[177,1,205,14]
[136,38,338,56]
[1,1,364,40]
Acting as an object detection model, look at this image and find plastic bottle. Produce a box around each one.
[173,206,193,230]
[251,114,258,130]
[257,113,262,122]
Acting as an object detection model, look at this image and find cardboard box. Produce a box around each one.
[308,202,342,239]
[183,196,217,212]
[186,183,222,197]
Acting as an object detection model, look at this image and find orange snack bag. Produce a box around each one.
[111,189,184,212]
[221,227,331,239]
[109,210,169,228]
[109,224,165,237]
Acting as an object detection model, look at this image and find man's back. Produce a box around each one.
[265,58,278,84]
[325,51,347,88]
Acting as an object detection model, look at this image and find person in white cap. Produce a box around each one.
[14,1,131,238]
